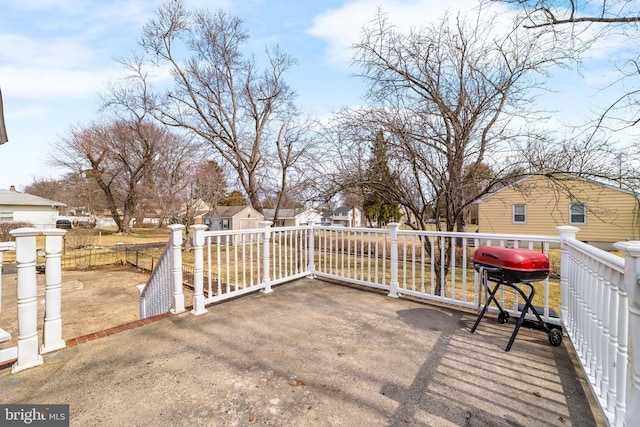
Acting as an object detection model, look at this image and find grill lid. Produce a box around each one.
[473,246,549,282]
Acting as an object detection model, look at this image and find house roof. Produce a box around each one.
[0,189,66,207]
[334,206,354,213]
[213,205,260,218]
[476,174,639,203]
[263,208,310,220]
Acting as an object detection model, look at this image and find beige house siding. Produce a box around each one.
[478,175,639,244]
[208,206,264,231]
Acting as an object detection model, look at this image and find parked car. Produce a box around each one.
[55,219,72,229]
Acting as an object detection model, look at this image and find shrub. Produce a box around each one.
[64,229,98,250]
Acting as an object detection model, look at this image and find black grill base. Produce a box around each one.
[470,267,562,352]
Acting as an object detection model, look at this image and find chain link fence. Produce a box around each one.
[54,243,166,272]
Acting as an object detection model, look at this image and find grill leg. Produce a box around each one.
[470,280,503,333]
[504,282,535,352]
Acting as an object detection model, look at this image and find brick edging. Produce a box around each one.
[65,312,172,347]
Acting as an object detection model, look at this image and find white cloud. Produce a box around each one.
[0,34,97,69]
[0,30,121,99]
[7,0,80,11]
[8,105,49,120]
[1,66,116,99]
[0,2,156,100]
[307,0,492,66]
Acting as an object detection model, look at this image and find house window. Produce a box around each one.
[221,219,230,230]
[512,204,526,224]
[570,204,586,225]
[0,212,13,222]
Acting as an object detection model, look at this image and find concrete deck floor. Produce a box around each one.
[0,278,605,426]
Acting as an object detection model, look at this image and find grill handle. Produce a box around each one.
[481,252,500,259]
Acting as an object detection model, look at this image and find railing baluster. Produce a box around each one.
[41,228,67,354]
[401,234,407,290]
[374,233,379,285]
[600,268,612,413]
[429,236,435,295]
[613,242,640,426]
[411,234,416,292]
[261,221,273,293]
[307,223,315,278]
[206,236,212,297]
[450,237,456,300]
[216,235,222,295]
[387,223,399,298]
[439,236,445,297]
[241,234,246,289]
[347,230,351,279]
[462,237,467,303]
[420,236,425,294]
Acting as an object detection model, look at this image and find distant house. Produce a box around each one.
[321,207,362,227]
[0,186,66,229]
[263,208,322,227]
[477,174,640,249]
[206,205,264,231]
[181,199,211,226]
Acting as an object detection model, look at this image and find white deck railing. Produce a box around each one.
[185,222,311,315]
[313,224,561,324]
[144,222,639,426]
[139,224,187,318]
[0,228,66,373]
[557,226,639,427]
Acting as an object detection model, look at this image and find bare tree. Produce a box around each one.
[25,172,107,217]
[23,178,65,203]
[55,120,193,233]
[345,9,564,230]
[143,133,205,228]
[136,0,299,211]
[98,44,208,232]
[322,8,569,295]
[498,0,640,133]
[261,120,315,225]
[193,160,228,209]
[499,1,640,28]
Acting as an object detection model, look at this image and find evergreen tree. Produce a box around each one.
[362,131,402,226]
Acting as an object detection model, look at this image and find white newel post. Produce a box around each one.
[261,221,273,294]
[306,221,316,278]
[10,228,43,373]
[387,222,400,298]
[557,226,579,328]
[190,225,208,315]
[0,242,15,359]
[168,224,185,314]
[40,228,66,354]
[613,241,640,427]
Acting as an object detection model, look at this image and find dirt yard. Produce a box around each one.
[0,265,150,349]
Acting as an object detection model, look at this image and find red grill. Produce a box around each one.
[470,246,561,352]
[472,246,550,283]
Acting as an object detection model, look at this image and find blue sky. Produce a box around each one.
[0,0,630,190]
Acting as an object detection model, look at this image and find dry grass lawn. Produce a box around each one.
[1,227,171,264]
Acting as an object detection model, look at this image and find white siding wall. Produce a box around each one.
[1,205,60,229]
